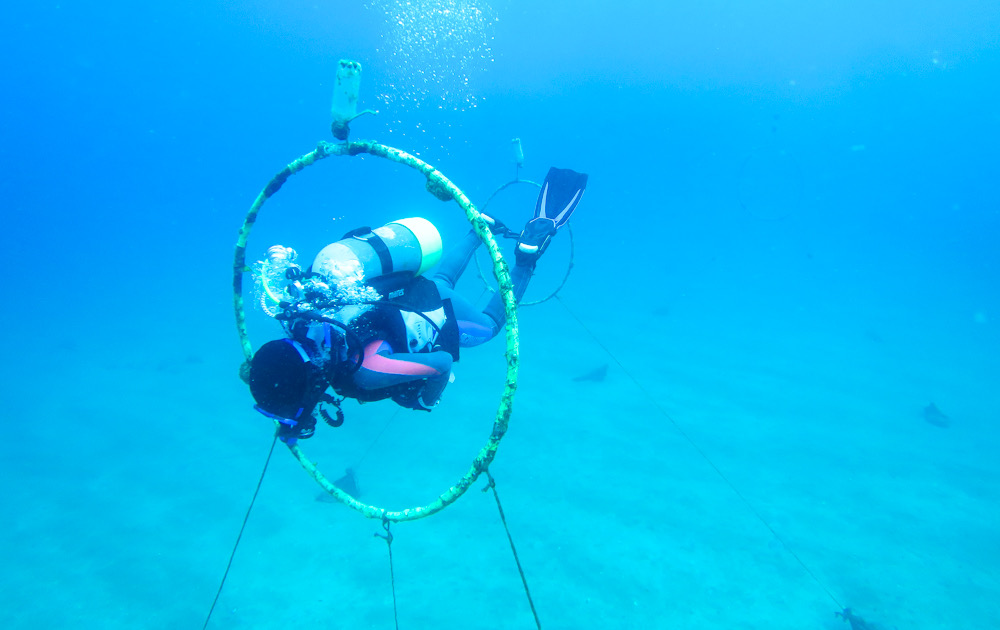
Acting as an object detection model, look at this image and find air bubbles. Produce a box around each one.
[365,0,497,112]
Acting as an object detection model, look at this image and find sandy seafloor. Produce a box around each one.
[2,2,999,629]
[1,215,996,629]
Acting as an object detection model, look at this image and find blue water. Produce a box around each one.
[2,1,998,628]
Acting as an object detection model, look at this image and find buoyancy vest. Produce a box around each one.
[326,275,459,403]
[356,274,459,359]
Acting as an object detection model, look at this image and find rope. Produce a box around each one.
[202,433,279,630]
[482,471,541,630]
[354,407,402,470]
[374,518,400,630]
[233,139,522,523]
[554,296,845,611]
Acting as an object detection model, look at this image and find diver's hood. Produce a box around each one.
[248,339,325,420]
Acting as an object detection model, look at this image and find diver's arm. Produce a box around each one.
[351,339,453,392]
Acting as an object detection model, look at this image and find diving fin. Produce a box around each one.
[535,167,588,228]
[516,167,588,267]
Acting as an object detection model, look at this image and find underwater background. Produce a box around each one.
[1,1,998,628]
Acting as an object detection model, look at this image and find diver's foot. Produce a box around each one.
[480,212,516,237]
[515,217,558,267]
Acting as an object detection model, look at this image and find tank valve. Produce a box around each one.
[331,59,377,141]
[511,137,525,167]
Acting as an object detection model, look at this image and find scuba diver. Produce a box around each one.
[247,167,588,444]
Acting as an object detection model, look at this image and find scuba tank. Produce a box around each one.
[254,218,442,313]
[312,217,442,284]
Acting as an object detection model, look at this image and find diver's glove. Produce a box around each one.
[392,387,436,412]
[515,217,559,268]
[392,372,452,412]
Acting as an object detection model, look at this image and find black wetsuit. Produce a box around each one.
[319,229,535,410]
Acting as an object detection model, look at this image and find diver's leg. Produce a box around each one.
[481,262,534,332]
[434,255,534,344]
[436,283,496,347]
[477,166,589,328]
[434,165,589,343]
[430,230,481,290]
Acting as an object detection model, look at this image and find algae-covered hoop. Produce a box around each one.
[233,139,519,523]
[473,178,576,306]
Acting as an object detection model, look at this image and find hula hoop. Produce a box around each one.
[473,179,575,306]
[233,139,520,523]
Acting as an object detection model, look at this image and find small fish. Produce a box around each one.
[573,363,608,383]
[835,608,876,630]
[315,492,337,504]
[315,467,360,502]
[923,402,950,428]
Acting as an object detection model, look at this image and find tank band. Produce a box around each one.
[352,230,393,275]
